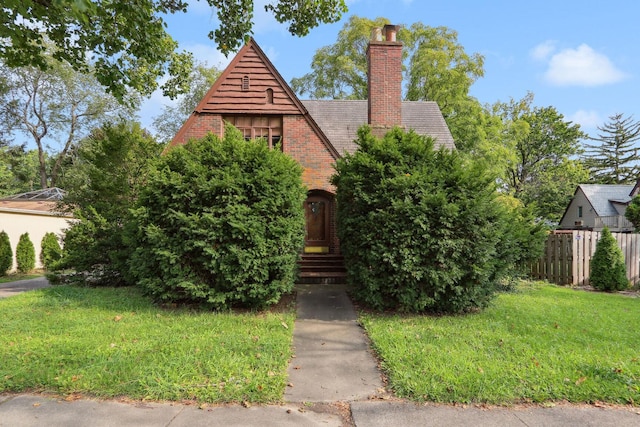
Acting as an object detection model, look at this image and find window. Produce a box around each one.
[242,75,250,91]
[266,88,274,104]
[223,115,283,149]
[578,206,583,218]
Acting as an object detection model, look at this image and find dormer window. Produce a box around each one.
[242,75,250,91]
[266,88,274,104]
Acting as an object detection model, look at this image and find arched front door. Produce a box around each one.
[304,193,331,253]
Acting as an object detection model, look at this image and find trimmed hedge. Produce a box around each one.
[16,232,35,273]
[332,127,544,314]
[128,125,306,309]
[0,231,12,275]
[590,227,629,292]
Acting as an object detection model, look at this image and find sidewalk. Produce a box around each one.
[1,281,639,426]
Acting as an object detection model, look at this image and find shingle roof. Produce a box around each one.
[301,99,456,155]
[579,184,634,216]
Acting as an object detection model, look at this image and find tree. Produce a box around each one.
[290,16,485,148]
[16,233,36,274]
[0,0,347,102]
[1,54,128,189]
[0,231,12,275]
[40,232,62,270]
[152,62,222,143]
[625,196,640,231]
[0,146,40,196]
[128,124,306,309]
[583,113,640,184]
[590,227,628,292]
[331,126,545,314]
[55,121,162,283]
[479,93,587,222]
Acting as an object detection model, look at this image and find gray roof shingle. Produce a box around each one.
[579,184,634,216]
[301,99,455,155]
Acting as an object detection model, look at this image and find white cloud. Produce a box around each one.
[530,40,556,61]
[544,44,627,86]
[568,109,602,129]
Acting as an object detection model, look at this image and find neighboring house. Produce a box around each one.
[168,25,454,256]
[0,188,71,272]
[558,184,635,232]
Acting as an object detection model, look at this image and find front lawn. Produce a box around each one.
[0,286,295,403]
[360,283,640,405]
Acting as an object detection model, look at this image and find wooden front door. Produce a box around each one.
[304,195,330,252]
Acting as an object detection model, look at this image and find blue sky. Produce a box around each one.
[139,0,640,139]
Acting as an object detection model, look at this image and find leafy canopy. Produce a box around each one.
[0,50,128,188]
[477,93,587,223]
[1,0,347,101]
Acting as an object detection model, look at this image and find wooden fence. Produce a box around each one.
[529,230,640,286]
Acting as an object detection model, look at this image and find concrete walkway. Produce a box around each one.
[285,284,384,403]
[1,280,640,426]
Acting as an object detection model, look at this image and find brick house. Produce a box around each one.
[168,25,454,267]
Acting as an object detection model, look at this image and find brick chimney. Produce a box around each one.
[367,24,403,137]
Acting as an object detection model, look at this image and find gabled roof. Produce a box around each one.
[171,39,339,160]
[301,99,455,155]
[578,184,634,216]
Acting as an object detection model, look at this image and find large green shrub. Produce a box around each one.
[54,122,162,285]
[590,227,628,291]
[332,127,545,314]
[0,231,12,275]
[40,232,63,270]
[128,125,306,309]
[16,232,35,273]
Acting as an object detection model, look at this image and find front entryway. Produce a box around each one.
[304,193,331,253]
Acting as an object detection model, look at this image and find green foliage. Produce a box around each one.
[1,52,128,188]
[0,231,12,275]
[128,125,306,309]
[478,93,586,223]
[55,122,162,285]
[625,196,640,231]
[590,227,629,292]
[16,233,35,274]
[583,113,640,184]
[0,0,346,101]
[40,232,62,270]
[332,127,545,314]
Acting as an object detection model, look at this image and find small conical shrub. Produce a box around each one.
[590,227,629,292]
[16,233,36,274]
[40,232,62,270]
[0,231,12,275]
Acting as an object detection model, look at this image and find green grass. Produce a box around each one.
[0,285,295,403]
[0,273,43,283]
[360,283,640,405]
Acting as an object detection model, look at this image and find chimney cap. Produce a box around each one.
[371,27,382,42]
[383,24,400,42]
